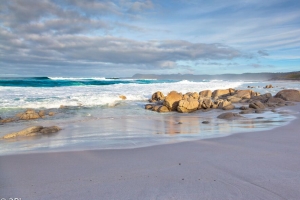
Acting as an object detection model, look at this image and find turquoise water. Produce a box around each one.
[0,77,175,87]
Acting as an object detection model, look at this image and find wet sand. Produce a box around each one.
[1,104,300,200]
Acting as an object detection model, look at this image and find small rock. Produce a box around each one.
[145,104,153,110]
[202,121,210,124]
[217,112,242,120]
[48,112,55,116]
[119,95,127,100]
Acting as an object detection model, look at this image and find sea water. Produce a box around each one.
[0,77,299,155]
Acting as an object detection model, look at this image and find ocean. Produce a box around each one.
[0,77,299,155]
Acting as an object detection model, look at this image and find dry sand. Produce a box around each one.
[1,104,300,200]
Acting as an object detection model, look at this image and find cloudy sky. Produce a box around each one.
[1,0,299,77]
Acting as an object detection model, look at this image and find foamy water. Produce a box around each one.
[0,78,299,155]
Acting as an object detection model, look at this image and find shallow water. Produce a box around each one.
[0,79,299,155]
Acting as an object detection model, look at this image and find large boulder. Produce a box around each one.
[164,91,183,111]
[274,90,300,102]
[266,97,285,105]
[177,98,199,113]
[212,88,235,99]
[234,90,254,99]
[217,112,242,120]
[199,90,212,98]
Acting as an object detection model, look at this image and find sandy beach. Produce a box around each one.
[0,104,299,200]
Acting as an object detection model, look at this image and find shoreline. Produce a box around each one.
[1,103,300,199]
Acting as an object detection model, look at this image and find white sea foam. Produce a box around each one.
[0,80,246,109]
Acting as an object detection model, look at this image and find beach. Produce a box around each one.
[1,103,299,200]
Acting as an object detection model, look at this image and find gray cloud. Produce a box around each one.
[0,0,248,76]
[258,50,269,56]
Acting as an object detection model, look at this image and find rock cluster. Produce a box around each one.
[145,89,299,116]
[0,109,56,124]
[2,126,61,139]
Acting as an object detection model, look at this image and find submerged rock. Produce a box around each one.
[2,126,61,139]
[217,112,242,120]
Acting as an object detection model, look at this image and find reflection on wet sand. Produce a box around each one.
[0,108,295,155]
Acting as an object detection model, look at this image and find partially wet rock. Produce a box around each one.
[158,106,170,113]
[239,110,253,114]
[145,104,154,110]
[39,126,61,134]
[152,105,161,112]
[217,112,242,120]
[274,89,300,102]
[2,126,61,139]
[223,104,235,110]
[2,126,43,139]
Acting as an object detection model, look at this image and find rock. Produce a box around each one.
[59,105,65,109]
[19,112,40,120]
[217,112,241,120]
[266,97,286,105]
[151,91,165,101]
[249,101,265,109]
[239,110,253,114]
[212,89,234,99]
[274,90,300,102]
[218,100,231,109]
[163,91,183,111]
[240,106,248,110]
[38,110,45,117]
[264,84,273,89]
[39,126,61,134]
[223,104,235,110]
[158,106,170,113]
[2,126,43,139]
[255,110,264,113]
[152,105,161,112]
[199,90,212,98]
[145,104,154,110]
[202,121,210,124]
[177,98,199,113]
[48,112,55,116]
[227,96,242,103]
[200,99,213,109]
[119,95,127,100]
[3,126,61,139]
[234,90,253,99]
[0,118,15,123]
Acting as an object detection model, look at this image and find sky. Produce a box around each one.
[0,0,299,77]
